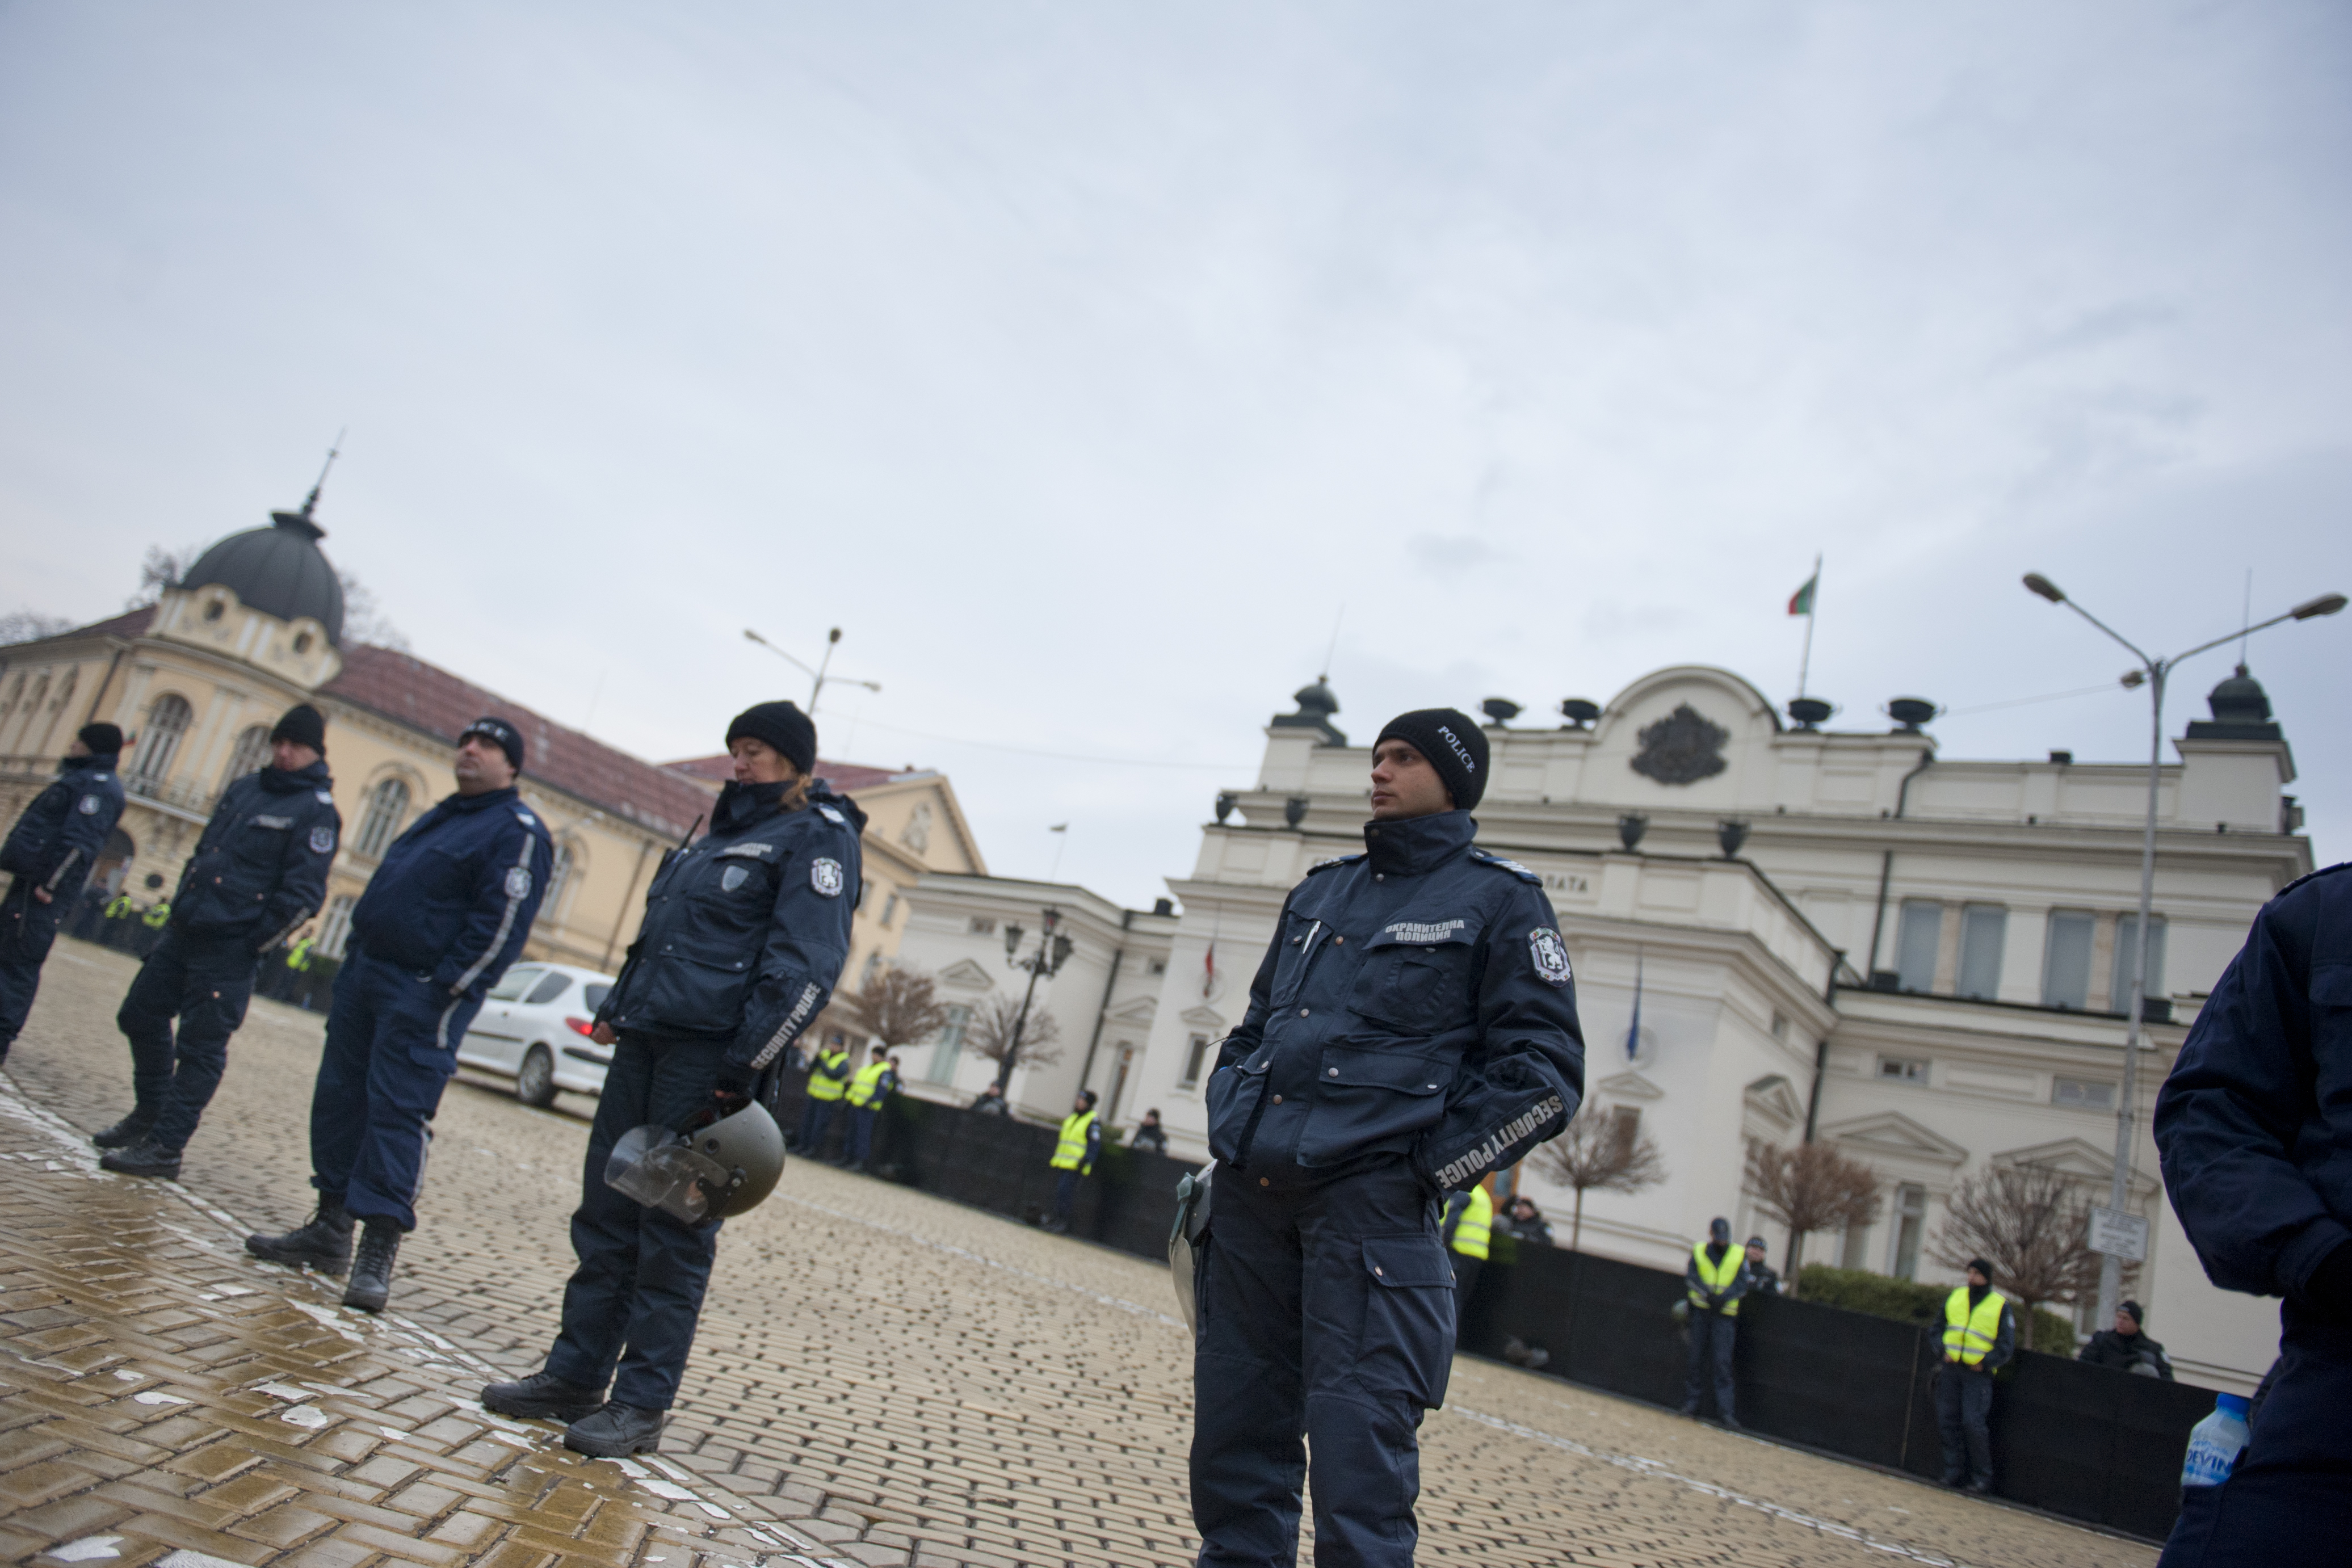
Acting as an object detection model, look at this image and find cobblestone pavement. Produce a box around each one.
[3,940,2160,1568]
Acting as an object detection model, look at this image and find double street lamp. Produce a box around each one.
[2022,573,2345,1329]
[996,907,1075,1092]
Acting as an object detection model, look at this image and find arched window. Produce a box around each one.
[127,693,192,786]
[536,839,577,927]
[221,725,272,788]
[354,777,411,857]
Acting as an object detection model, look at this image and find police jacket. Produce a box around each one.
[1207,809,1585,1191]
[2154,862,2352,1310]
[598,778,862,1078]
[348,784,553,998]
[2,751,125,899]
[169,762,341,949]
[1686,1242,1748,1315]
[2078,1328,2174,1380]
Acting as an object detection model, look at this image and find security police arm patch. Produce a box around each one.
[309,826,337,854]
[80,794,102,814]
[1530,927,1572,986]
[505,866,534,899]
[810,857,845,897]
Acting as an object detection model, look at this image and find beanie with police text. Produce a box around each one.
[1374,708,1489,810]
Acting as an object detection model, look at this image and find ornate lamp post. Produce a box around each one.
[996,906,1075,1092]
[2022,573,2343,1329]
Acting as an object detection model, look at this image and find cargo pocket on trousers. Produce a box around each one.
[1358,1234,1457,1410]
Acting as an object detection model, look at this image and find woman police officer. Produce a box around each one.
[481,701,863,1456]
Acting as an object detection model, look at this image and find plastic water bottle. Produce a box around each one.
[2179,1393,2252,1490]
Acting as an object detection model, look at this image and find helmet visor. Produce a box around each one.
[604,1124,730,1224]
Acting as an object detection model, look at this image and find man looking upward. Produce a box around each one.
[1191,708,1585,1567]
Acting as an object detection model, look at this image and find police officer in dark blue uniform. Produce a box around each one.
[0,723,128,1063]
[2153,860,2352,1563]
[96,705,341,1180]
[479,701,860,1457]
[245,717,551,1313]
[1194,708,1585,1567]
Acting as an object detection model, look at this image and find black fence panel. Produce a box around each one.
[1458,1242,2212,1541]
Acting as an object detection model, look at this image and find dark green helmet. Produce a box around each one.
[605,1100,784,1224]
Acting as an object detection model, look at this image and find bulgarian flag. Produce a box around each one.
[1788,571,1818,617]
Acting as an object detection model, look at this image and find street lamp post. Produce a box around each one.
[743,626,883,713]
[2022,573,2345,1329]
[997,906,1075,1093]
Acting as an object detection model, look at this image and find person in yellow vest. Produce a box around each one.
[104,891,135,920]
[1680,1216,1747,1428]
[285,932,316,972]
[841,1047,898,1172]
[1442,1181,1493,1341]
[140,898,171,929]
[1937,1258,2015,1494]
[796,1037,852,1161]
[1045,1089,1099,1234]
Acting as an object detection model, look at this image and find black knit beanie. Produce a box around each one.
[1967,1257,1995,1281]
[2119,1299,2144,1326]
[459,716,526,772]
[271,704,327,754]
[1374,708,1488,810]
[78,722,123,756]
[726,701,817,776]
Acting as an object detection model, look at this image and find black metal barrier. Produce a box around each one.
[64,894,344,1012]
[1459,1231,2216,1541]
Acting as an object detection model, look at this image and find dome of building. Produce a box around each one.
[2205,665,2271,727]
[180,509,345,646]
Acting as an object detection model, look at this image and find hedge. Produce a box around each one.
[1795,1264,2078,1353]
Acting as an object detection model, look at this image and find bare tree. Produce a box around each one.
[1527,1107,1667,1252]
[843,963,951,1053]
[0,609,75,646]
[1929,1162,2132,1321]
[1747,1141,1884,1288]
[336,570,409,650]
[964,994,1062,1086]
[128,542,207,609]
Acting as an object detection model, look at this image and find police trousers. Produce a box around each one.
[1683,1310,1737,1422]
[846,1104,879,1166]
[0,882,64,1054]
[1191,1158,1454,1568]
[2160,1303,2352,1565]
[308,949,482,1231]
[116,930,258,1154]
[545,1033,724,1411]
[1935,1364,1995,1487]
[796,1096,839,1158]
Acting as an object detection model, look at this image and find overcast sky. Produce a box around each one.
[5,2,2347,909]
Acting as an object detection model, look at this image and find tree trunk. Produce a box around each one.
[1571,1187,1586,1253]
[1785,1229,1806,1294]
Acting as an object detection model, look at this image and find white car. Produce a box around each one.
[456,961,618,1107]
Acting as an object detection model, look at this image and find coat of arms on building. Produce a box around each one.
[1630,704,1730,785]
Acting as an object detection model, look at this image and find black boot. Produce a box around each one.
[99,1139,182,1179]
[92,1111,156,1150]
[245,1197,355,1275]
[342,1222,402,1313]
[564,1402,666,1457]
[482,1370,605,1423]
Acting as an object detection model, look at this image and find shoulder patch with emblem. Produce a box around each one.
[1472,850,1543,884]
[817,805,846,825]
[79,794,100,815]
[810,857,845,897]
[1529,927,1572,986]
[1306,853,1366,876]
[309,826,336,854]
[505,867,533,899]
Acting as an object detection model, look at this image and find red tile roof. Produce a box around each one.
[321,645,715,839]
[19,606,157,646]
[666,755,920,793]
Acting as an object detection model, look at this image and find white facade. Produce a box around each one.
[893,664,2309,1393]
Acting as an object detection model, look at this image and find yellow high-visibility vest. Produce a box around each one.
[287,936,316,971]
[1052,1111,1098,1172]
[1689,1242,1744,1316]
[1448,1185,1493,1261]
[141,900,171,929]
[104,894,134,919]
[805,1049,851,1101]
[1943,1287,2007,1367]
[846,1061,892,1108]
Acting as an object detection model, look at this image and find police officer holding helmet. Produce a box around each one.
[1193,708,1584,1567]
[0,723,127,1064]
[246,717,552,1311]
[2154,859,2352,1561]
[482,701,860,1458]
[96,705,340,1179]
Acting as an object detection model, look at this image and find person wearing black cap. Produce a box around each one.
[1191,706,1584,1567]
[477,699,860,1456]
[1681,1216,1748,1427]
[94,707,339,1179]
[2078,1300,2173,1380]
[1741,1235,1782,1297]
[1936,1258,2015,1493]
[0,724,128,1063]
[2153,859,2352,1562]
[246,716,551,1313]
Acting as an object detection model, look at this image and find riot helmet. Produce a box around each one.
[1169,1159,1216,1334]
[605,1099,784,1224]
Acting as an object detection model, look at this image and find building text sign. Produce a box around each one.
[2088,1205,2149,1263]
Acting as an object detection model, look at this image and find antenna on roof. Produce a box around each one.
[2238,569,2253,666]
[300,428,346,520]
[1320,603,1346,683]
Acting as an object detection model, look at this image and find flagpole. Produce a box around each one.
[1795,553,1821,699]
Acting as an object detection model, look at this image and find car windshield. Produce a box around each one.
[526,972,572,1006]
[583,983,611,1011]
[486,966,543,1002]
